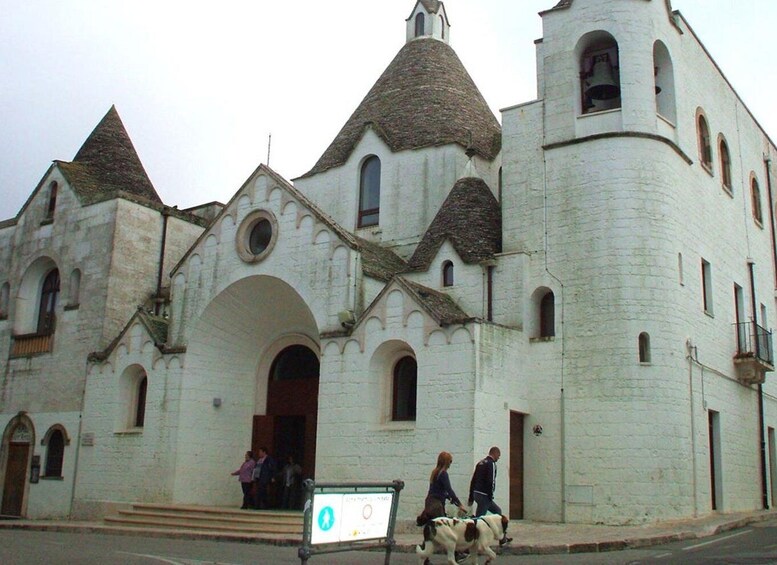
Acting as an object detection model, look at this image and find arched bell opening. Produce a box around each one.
[578,32,622,115]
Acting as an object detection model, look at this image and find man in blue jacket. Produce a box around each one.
[468,446,502,516]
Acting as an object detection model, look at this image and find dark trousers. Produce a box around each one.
[473,493,502,517]
[254,481,269,509]
[240,482,253,509]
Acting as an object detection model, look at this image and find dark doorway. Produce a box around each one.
[2,442,30,516]
[252,344,319,507]
[509,411,525,519]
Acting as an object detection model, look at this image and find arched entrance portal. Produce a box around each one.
[1,416,35,516]
[253,344,319,495]
[176,276,320,507]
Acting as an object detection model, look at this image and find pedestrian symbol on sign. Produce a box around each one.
[318,506,334,531]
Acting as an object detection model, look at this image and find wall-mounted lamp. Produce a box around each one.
[533,424,543,436]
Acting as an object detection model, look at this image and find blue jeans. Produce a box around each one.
[473,493,502,517]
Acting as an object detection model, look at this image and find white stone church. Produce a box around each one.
[2,0,777,527]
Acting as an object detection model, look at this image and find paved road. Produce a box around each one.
[2,520,777,564]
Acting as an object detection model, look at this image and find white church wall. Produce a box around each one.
[316,290,478,522]
[74,324,183,518]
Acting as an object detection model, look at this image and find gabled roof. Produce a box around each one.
[409,176,501,269]
[353,276,472,332]
[88,307,170,362]
[172,164,408,282]
[301,38,501,178]
[56,106,161,206]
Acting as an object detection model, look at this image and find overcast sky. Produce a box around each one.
[1,0,774,221]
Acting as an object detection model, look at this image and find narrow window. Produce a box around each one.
[44,429,65,478]
[719,138,732,192]
[678,253,684,286]
[45,181,58,220]
[392,356,417,421]
[415,13,425,37]
[37,269,60,334]
[68,269,81,307]
[135,376,148,428]
[442,261,454,287]
[697,113,712,169]
[358,156,381,227]
[540,291,555,337]
[0,282,9,319]
[752,177,763,225]
[701,259,713,315]
[638,333,651,363]
[440,15,445,39]
[653,41,676,123]
[498,167,503,202]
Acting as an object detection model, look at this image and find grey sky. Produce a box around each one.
[1,0,774,221]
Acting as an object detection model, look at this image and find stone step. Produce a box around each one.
[104,504,303,535]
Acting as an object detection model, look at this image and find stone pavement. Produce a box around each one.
[0,510,775,556]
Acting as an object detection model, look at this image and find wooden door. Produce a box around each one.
[509,412,525,519]
[2,443,30,516]
[252,415,275,460]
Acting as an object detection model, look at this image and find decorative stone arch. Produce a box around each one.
[1,413,36,516]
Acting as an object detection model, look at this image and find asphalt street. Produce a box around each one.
[3,520,777,564]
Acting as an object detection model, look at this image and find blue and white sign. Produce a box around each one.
[310,491,394,545]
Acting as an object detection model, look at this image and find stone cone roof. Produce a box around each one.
[409,176,501,269]
[301,38,501,178]
[57,106,161,205]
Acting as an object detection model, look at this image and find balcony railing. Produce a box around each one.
[733,321,774,385]
[10,333,54,358]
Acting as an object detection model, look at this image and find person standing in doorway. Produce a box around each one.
[468,446,512,545]
[279,455,302,510]
[252,447,277,510]
[231,451,256,509]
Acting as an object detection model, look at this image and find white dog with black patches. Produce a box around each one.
[416,513,509,565]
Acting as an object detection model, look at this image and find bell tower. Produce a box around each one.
[405,0,450,44]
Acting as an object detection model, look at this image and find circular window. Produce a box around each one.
[249,219,272,255]
[236,210,278,263]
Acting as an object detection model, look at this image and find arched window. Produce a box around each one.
[579,35,621,115]
[358,156,381,227]
[68,269,81,307]
[45,181,58,220]
[697,112,712,169]
[440,16,445,39]
[135,376,148,428]
[638,333,651,363]
[442,261,454,287]
[540,291,555,338]
[752,176,763,225]
[415,13,425,37]
[0,282,9,319]
[44,428,65,478]
[719,137,732,192]
[392,356,417,421]
[37,269,59,334]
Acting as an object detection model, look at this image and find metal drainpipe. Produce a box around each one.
[748,260,769,509]
[765,157,777,288]
[154,208,170,316]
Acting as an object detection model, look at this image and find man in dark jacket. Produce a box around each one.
[252,447,276,509]
[467,446,512,546]
[468,446,502,516]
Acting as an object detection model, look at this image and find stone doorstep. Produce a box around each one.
[115,509,303,526]
[104,515,301,534]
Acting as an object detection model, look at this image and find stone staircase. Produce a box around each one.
[104,503,303,536]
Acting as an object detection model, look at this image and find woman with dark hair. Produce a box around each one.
[416,451,468,525]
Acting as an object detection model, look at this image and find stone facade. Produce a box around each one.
[2,0,777,527]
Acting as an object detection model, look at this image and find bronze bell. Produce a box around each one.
[585,53,620,101]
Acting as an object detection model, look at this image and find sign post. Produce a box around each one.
[298,479,404,565]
